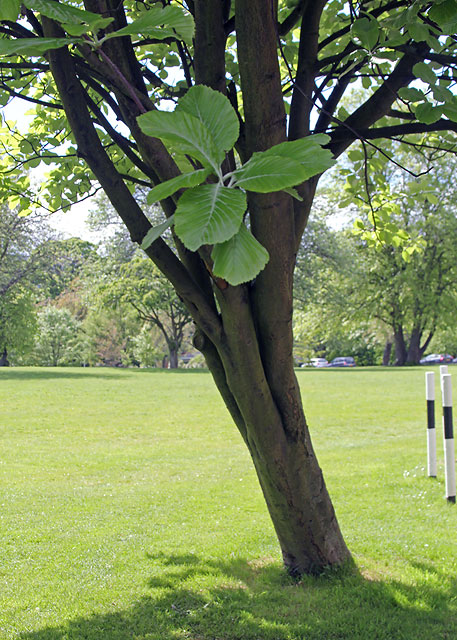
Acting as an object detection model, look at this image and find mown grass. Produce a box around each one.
[1,366,456,639]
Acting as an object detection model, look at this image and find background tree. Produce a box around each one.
[32,305,81,366]
[101,254,193,368]
[0,203,55,364]
[3,0,457,575]
[342,142,457,364]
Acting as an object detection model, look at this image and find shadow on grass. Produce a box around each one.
[18,553,457,640]
[0,368,130,381]
[0,367,209,381]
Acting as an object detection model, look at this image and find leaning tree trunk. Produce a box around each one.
[194,0,350,574]
[43,0,350,575]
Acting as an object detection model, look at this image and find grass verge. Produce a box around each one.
[0,366,456,639]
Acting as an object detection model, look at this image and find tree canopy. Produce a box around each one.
[2,0,457,576]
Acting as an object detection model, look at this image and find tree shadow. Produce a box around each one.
[18,553,457,640]
[0,368,130,381]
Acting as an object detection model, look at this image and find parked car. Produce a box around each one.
[311,358,329,368]
[419,353,454,365]
[301,358,329,368]
[452,357,457,364]
[328,356,356,367]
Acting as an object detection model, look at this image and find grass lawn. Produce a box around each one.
[1,366,456,639]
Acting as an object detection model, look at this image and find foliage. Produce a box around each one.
[131,324,163,367]
[342,146,457,364]
[0,287,37,363]
[100,253,193,368]
[32,305,81,366]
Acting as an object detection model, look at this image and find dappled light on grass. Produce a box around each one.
[17,553,457,640]
[1,367,457,639]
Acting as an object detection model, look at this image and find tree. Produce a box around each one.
[102,254,193,368]
[33,305,81,366]
[2,0,457,575]
[342,143,457,365]
[0,203,54,363]
[0,287,37,365]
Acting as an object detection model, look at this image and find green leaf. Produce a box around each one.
[232,155,308,192]
[177,85,239,154]
[283,187,303,201]
[443,97,457,122]
[174,184,246,251]
[211,225,269,286]
[413,102,443,124]
[429,0,457,32]
[407,21,431,43]
[0,37,74,56]
[103,5,194,43]
[146,168,211,205]
[137,109,223,172]
[412,62,437,86]
[0,0,20,21]
[23,0,113,31]
[251,136,334,178]
[141,216,174,251]
[398,87,425,102]
[351,17,379,50]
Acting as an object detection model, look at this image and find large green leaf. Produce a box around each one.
[103,5,194,43]
[174,184,246,251]
[413,102,443,124]
[0,37,74,56]
[0,0,20,21]
[146,168,211,205]
[23,0,113,31]
[351,17,379,50]
[141,216,174,251]
[211,225,269,286]
[232,155,309,192]
[137,110,223,172]
[251,136,335,179]
[428,0,457,32]
[177,85,239,154]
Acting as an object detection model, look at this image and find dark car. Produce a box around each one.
[328,356,356,367]
[419,353,454,365]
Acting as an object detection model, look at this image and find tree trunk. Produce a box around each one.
[382,339,392,366]
[0,347,9,367]
[169,348,178,369]
[43,2,351,576]
[393,326,407,366]
[406,327,422,364]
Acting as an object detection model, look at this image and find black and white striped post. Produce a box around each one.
[426,372,437,477]
[440,365,449,393]
[441,374,456,503]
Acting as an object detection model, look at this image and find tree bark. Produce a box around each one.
[382,339,392,366]
[0,347,9,367]
[393,326,407,366]
[406,327,423,364]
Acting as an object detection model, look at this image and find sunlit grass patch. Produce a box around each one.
[0,366,456,639]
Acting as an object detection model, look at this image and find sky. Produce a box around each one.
[1,99,99,242]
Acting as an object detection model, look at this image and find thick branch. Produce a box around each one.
[289,0,327,139]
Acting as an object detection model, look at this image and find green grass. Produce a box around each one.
[1,366,456,639]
